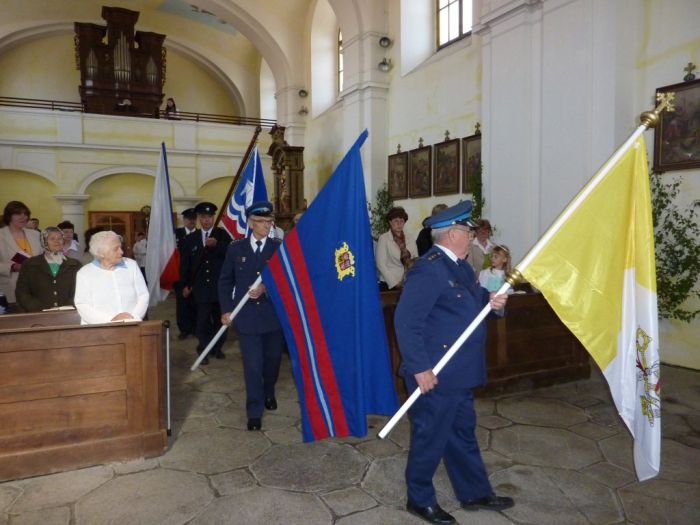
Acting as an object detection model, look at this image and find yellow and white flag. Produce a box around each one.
[520,135,660,481]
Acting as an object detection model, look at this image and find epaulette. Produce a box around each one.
[271,237,283,244]
[426,251,443,261]
[232,238,246,244]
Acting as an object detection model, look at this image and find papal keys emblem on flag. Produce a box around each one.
[335,242,355,281]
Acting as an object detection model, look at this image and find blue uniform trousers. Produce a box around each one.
[238,330,284,418]
[405,378,492,507]
[174,281,196,336]
[195,300,227,355]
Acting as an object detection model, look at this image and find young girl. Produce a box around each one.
[479,244,512,293]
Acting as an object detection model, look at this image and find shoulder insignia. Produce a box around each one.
[426,251,443,261]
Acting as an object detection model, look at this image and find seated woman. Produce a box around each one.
[376,206,416,290]
[74,230,149,324]
[0,200,42,311]
[15,227,82,312]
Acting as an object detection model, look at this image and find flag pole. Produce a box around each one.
[213,125,262,229]
[190,275,262,371]
[185,126,263,289]
[378,97,674,439]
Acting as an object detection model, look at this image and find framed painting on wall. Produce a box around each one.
[409,145,432,198]
[433,139,460,195]
[462,134,482,194]
[653,78,700,172]
[388,151,408,199]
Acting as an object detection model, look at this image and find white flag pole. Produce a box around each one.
[378,100,671,439]
[190,275,262,371]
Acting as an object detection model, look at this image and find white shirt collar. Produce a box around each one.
[250,235,267,251]
[433,244,460,263]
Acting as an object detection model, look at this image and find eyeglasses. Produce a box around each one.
[251,217,274,225]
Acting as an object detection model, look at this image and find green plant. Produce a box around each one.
[650,172,700,322]
[471,162,485,219]
[368,184,394,240]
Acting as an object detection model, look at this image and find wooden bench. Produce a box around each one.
[0,310,167,481]
[381,288,591,401]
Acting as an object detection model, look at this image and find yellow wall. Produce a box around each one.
[84,173,154,216]
[0,34,238,115]
[164,52,238,115]
[198,178,233,212]
[0,170,61,226]
[0,34,78,101]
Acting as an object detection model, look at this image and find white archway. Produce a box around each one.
[79,166,185,197]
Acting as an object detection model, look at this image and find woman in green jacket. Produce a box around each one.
[16,227,82,312]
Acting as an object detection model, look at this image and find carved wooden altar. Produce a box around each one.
[74,6,166,117]
[267,125,305,229]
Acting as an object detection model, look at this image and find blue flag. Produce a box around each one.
[261,130,398,442]
[221,146,268,239]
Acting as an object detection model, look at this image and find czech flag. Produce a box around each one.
[145,142,179,306]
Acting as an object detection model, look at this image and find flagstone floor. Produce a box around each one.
[1,297,698,524]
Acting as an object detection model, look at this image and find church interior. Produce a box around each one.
[0,1,698,523]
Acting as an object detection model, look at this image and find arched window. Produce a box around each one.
[437,0,472,49]
[337,30,344,94]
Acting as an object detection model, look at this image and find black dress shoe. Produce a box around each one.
[264,397,277,410]
[214,351,226,359]
[247,418,262,431]
[406,503,455,524]
[200,356,209,365]
[461,494,514,512]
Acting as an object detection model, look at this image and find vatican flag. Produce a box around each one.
[520,135,660,481]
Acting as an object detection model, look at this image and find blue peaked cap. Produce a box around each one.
[246,200,274,217]
[425,200,478,229]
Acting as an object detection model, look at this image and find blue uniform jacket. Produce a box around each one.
[179,227,229,303]
[394,246,490,390]
[218,237,281,335]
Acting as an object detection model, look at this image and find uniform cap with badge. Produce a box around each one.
[181,208,197,219]
[194,202,217,216]
[245,200,274,218]
[424,200,478,229]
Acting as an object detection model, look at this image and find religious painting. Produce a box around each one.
[654,78,700,172]
[409,145,432,198]
[388,151,408,199]
[433,139,460,195]
[462,134,482,194]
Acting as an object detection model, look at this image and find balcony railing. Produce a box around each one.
[0,96,276,128]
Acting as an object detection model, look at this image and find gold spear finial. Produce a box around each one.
[640,92,675,129]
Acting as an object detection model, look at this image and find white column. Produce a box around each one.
[54,194,90,247]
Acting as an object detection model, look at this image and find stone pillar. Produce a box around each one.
[54,194,90,247]
[338,30,390,204]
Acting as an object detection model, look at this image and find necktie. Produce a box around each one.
[255,240,262,255]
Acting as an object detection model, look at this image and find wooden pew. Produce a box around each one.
[0,310,167,481]
[381,288,591,401]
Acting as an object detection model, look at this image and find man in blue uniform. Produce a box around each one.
[180,202,229,365]
[174,208,198,340]
[218,201,284,431]
[395,201,513,524]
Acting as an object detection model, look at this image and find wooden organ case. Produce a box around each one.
[267,125,305,230]
[74,6,166,117]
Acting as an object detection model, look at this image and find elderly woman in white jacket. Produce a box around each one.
[74,230,149,324]
[376,206,416,290]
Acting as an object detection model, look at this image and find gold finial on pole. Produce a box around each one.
[505,269,523,288]
[639,92,675,129]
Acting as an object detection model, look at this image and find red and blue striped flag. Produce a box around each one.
[261,130,398,441]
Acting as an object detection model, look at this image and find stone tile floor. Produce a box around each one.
[1,297,698,524]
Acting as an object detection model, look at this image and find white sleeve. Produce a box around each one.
[74,267,113,324]
[128,260,149,320]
